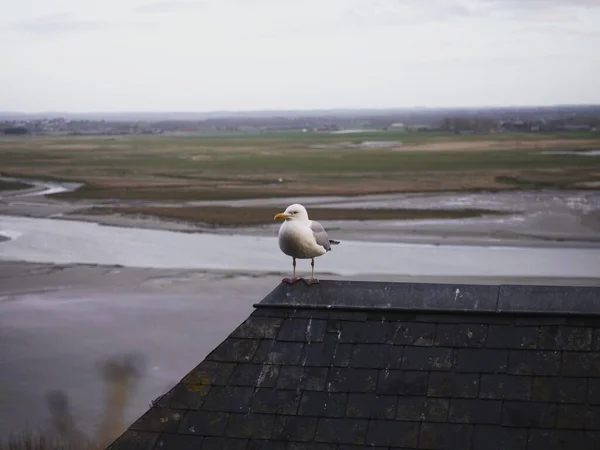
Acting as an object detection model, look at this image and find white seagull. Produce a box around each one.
[273,203,340,285]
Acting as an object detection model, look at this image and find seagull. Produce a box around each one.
[273,203,340,285]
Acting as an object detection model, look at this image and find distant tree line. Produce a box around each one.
[440,115,600,133]
[441,117,496,133]
[2,126,29,135]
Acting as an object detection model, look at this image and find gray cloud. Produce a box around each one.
[422,0,600,25]
[439,4,475,17]
[480,0,600,9]
[134,1,204,14]
[268,2,478,37]
[9,13,112,34]
[7,13,157,36]
[539,25,600,37]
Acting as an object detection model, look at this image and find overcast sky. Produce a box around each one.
[1,0,599,112]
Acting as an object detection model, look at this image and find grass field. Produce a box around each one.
[1,131,599,203]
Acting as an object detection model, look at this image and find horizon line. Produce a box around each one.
[3,103,600,116]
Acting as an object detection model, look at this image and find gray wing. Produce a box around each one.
[310,220,332,251]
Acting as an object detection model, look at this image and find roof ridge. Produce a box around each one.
[255,280,600,316]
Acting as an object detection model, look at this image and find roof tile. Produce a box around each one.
[501,401,556,428]
[448,399,502,424]
[345,393,396,419]
[337,446,387,450]
[325,319,340,334]
[230,317,284,340]
[314,418,368,445]
[561,352,600,377]
[276,366,328,391]
[486,325,538,350]
[435,323,487,348]
[350,344,393,369]
[277,319,327,343]
[427,373,479,398]
[181,361,236,386]
[226,413,276,439]
[401,346,452,371]
[588,378,600,405]
[454,349,508,374]
[378,370,428,396]
[246,440,286,450]
[339,321,391,344]
[562,326,594,351]
[396,396,449,422]
[200,437,248,450]
[327,368,378,393]
[207,339,261,363]
[106,431,158,450]
[287,443,336,450]
[557,404,600,430]
[151,434,202,450]
[539,326,593,351]
[331,344,353,367]
[472,425,527,450]
[532,377,587,403]
[302,335,338,367]
[298,392,347,418]
[202,386,255,413]
[253,340,305,365]
[178,411,229,436]
[326,311,368,322]
[391,322,436,346]
[153,384,211,410]
[594,328,600,351]
[508,350,561,376]
[272,416,318,442]
[419,423,473,450]
[479,374,532,401]
[129,408,185,433]
[527,429,597,450]
[365,420,419,447]
[229,364,280,388]
[251,388,301,415]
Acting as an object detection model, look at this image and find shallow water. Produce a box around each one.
[1,215,599,279]
[540,149,600,156]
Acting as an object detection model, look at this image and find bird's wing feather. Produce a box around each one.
[310,220,332,251]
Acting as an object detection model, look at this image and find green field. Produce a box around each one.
[1,131,599,204]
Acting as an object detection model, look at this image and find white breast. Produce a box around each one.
[278,221,327,259]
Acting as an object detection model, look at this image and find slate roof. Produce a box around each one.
[107,280,600,450]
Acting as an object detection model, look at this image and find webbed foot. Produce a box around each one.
[282,277,301,284]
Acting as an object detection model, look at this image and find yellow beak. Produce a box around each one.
[274,212,290,220]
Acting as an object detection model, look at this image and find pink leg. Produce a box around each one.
[305,258,319,285]
[282,258,301,284]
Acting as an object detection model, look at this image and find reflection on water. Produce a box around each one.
[1,353,145,450]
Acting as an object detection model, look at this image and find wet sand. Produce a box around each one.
[0,262,278,437]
